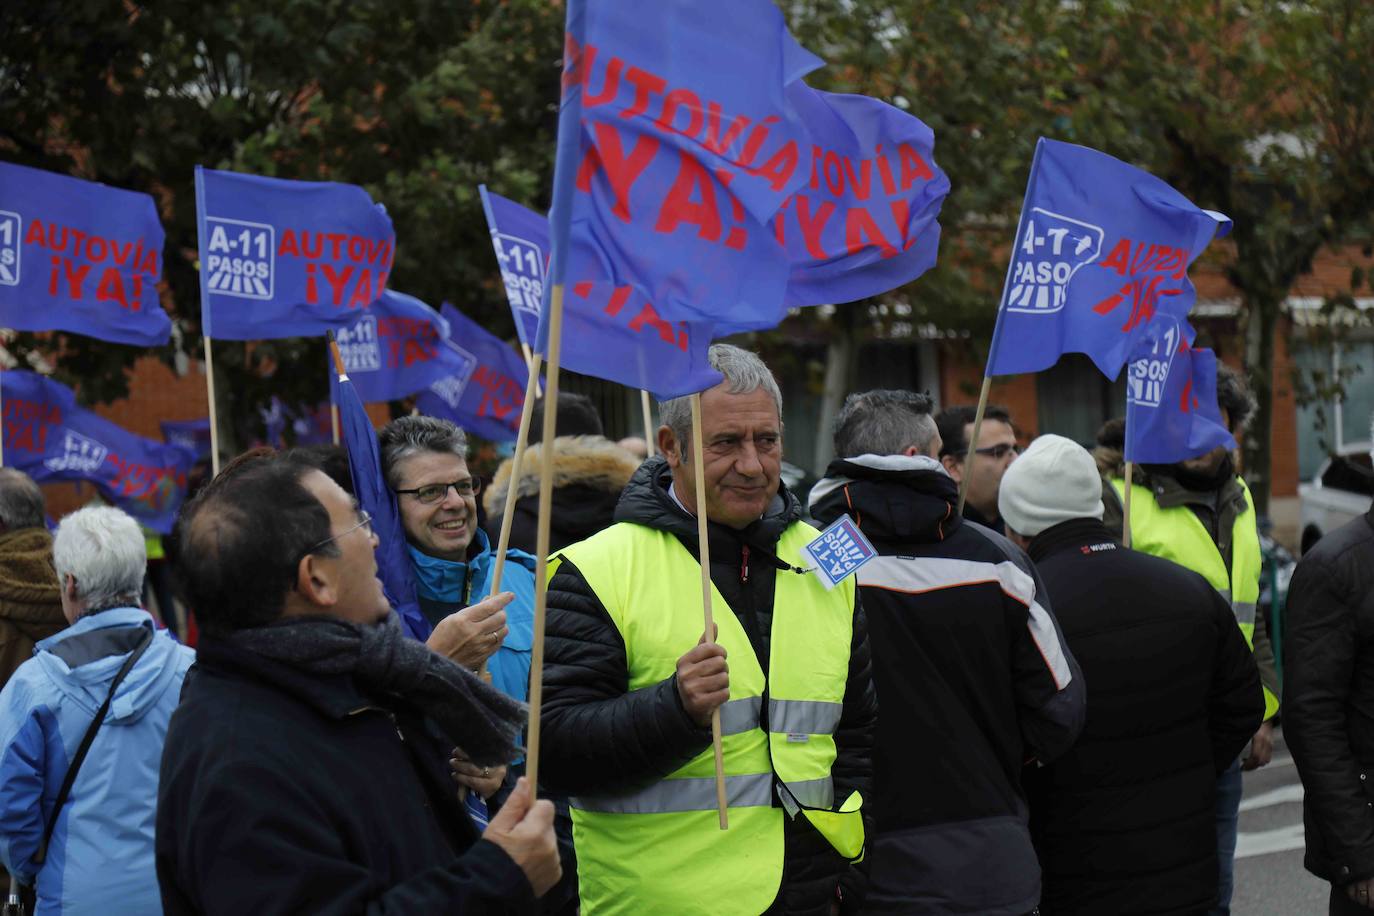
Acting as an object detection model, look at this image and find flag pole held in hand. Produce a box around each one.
[691,393,730,830]
[956,377,993,517]
[490,353,544,600]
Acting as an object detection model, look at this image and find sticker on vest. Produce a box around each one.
[787,733,809,743]
[803,516,878,590]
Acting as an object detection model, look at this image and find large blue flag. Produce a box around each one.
[1123,316,1235,464]
[2,371,195,532]
[479,190,721,398]
[480,186,546,348]
[986,138,1231,379]
[331,290,465,403]
[415,304,531,442]
[195,166,395,340]
[159,418,212,462]
[779,87,950,308]
[334,367,428,639]
[0,161,170,345]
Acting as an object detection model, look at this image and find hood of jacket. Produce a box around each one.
[33,607,191,723]
[484,435,641,517]
[0,527,64,628]
[612,455,801,550]
[809,454,962,546]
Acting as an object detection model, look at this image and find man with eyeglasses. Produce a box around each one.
[810,391,1083,916]
[156,452,560,913]
[539,344,876,915]
[935,404,1020,536]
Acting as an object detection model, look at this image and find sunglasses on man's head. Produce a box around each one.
[394,479,482,504]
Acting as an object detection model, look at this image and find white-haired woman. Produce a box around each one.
[0,505,193,915]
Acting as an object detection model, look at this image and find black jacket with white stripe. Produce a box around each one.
[811,455,1085,916]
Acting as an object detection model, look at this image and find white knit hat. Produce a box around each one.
[997,434,1104,538]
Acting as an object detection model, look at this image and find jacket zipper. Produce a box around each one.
[741,544,750,584]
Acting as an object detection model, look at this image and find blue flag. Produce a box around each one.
[480,186,546,348]
[0,161,170,345]
[257,397,335,449]
[1123,316,1236,464]
[986,138,1231,379]
[779,87,950,309]
[159,418,212,462]
[479,190,721,398]
[415,304,531,442]
[195,166,395,340]
[334,368,428,639]
[2,371,194,533]
[331,291,465,403]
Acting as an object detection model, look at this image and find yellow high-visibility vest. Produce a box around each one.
[554,520,863,915]
[1111,476,1278,719]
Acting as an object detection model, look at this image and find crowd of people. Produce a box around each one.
[0,342,1371,915]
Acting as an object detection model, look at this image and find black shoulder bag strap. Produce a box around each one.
[32,627,154,867]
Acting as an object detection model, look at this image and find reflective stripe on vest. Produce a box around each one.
[556,520,859,915]
[1111,476,1277,719]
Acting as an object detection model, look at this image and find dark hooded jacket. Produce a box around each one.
[539,457,877,915]
[809,454,1085,916]
[483,436,641,556]
[1284,504,1374,886]
[1023,518,1263,916]
[156,635,536,915]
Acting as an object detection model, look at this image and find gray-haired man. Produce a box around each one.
[539,344,877,915]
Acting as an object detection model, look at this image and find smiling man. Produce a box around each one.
[539,344,877,915]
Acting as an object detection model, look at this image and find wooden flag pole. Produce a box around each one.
[521,342,543,399]
[0,369,6,467]
[1122,461,1134,549]
[489,352,545,599]
[955,376,993,516]
[525,286,565,799]
[691,392,730,830]
[641,390,657,457]
[331,404,341,446]
[204,336,222,476]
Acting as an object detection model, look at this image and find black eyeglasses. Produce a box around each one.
[394,479,482,504]
[296,511,373,569]
[968,443,1019,460]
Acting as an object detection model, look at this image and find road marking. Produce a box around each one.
[1239,783,1304,811]
[1237,823,1306,858]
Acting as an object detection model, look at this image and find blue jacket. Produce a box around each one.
[0,608,194,915]
[409,528,536,703]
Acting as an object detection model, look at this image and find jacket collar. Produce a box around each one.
[408,528,492,603]
[196,629,376,720]
[1026,518,1120,563]
[810,454,962,546]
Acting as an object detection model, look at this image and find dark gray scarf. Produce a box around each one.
[229,612,526,767]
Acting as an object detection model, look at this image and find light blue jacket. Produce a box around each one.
[0,608,194,915]
[409,528,536,703]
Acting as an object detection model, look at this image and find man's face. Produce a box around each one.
[300,470,389,626]
[942,419,1018,517]
[393,451,478,561]
[661,385,782,530]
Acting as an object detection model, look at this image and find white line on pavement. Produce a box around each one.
[1237,823,1307,859]
[1239,783,1305,812]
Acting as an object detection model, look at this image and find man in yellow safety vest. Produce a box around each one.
[1096,362,1279,916]
[539,344,877,915]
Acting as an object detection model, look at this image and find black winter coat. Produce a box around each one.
[1285,504,1374,886]
[1024,519,1264,916]
[810,455,1084,916]
[156,636,536,915]
[538,457,878,915]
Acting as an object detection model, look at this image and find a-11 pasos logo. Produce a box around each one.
[0,210,20,287]
[204,217,274,300]
[44,430,109,474]
[1127,320,1182,409]
[492,232,544,324]
[428,343,480,409]
[336,315,382,373]
[1003,208,1104,315]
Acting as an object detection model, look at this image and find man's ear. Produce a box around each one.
[658,425,682,469]
[62,573,79,605]
[295,553,338,609]
[940,454,963,482]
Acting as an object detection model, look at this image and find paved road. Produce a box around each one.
[1233,729,1329,914]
